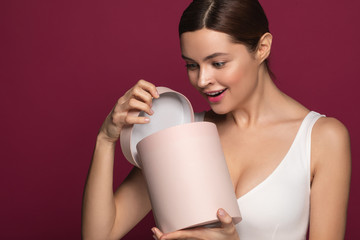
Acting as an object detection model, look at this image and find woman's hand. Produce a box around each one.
[152,208,240,240]
[99,79,159,143]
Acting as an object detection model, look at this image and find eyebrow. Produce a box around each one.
[181,52,229,62]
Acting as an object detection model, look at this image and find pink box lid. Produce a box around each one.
[120,87,195,168]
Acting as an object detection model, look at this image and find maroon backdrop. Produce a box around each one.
[1,0,359,239]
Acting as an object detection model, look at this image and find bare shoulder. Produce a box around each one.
[312,116,350,148]
[311,116,351,175]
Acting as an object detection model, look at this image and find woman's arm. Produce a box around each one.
[309,117,351,240]
[82,134,152,240]
[82,80,159,240]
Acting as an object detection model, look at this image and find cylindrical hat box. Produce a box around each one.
[137,122,241,233]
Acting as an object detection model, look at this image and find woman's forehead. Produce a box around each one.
[180,29,247,60]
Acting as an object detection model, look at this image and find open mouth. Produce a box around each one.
[205,89,227,97]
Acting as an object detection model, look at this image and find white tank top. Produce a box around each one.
[194,111,324,240]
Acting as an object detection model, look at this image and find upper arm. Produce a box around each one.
[109,167,152,239]
[309,117,351,240]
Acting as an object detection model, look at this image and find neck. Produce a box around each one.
[226,66,283,128]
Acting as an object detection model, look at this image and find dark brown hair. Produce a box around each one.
[179,0,273,74]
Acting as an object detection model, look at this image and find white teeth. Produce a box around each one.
[206,89,225,96]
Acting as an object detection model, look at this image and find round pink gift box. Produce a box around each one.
[120,87,241,233]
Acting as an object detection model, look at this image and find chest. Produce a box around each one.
[217,123,300,199]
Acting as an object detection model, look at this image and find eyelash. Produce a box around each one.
[185,63,199,71]
[185,62,226,71]
[212,62,226,68]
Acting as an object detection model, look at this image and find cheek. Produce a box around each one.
[220,66,245,86]
[226,60,256,86]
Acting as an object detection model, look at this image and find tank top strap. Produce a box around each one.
[296,111,326,183]
[305,111,326,158]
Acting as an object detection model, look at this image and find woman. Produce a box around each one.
[82,0,351,239]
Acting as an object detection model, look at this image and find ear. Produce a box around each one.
[256,32,273,64]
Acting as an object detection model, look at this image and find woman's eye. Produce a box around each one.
[185,63,199,70]
[213,62,226,68]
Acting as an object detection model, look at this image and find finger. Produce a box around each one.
[137,79,159,99]
[116,98,153,116]
[123,114,150,125]
[128,98,154,115]
[132,85,154,107]
[161,228,206,240]
[152,227,164,239]
[111,110,149,126]
[217,208,236,233]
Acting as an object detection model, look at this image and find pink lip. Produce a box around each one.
[204,89,223,94]
[205,89,227,103]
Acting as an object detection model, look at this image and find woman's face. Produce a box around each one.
[180,28,261,114]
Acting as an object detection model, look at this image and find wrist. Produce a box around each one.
[96,131,118,146]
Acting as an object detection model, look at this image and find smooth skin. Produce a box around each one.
[82,28,351,240]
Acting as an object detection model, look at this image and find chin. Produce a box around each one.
[209,105,231,116]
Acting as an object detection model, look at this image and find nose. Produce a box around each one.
[197,66,213,88]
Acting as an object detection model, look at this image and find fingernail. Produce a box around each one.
[149,109,154,115]
[155,90,160,98]
[219,208,226,216]
[151,228,156,234]
[144,117,150,122]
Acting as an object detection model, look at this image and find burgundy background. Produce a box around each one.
[0,0,359,239]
